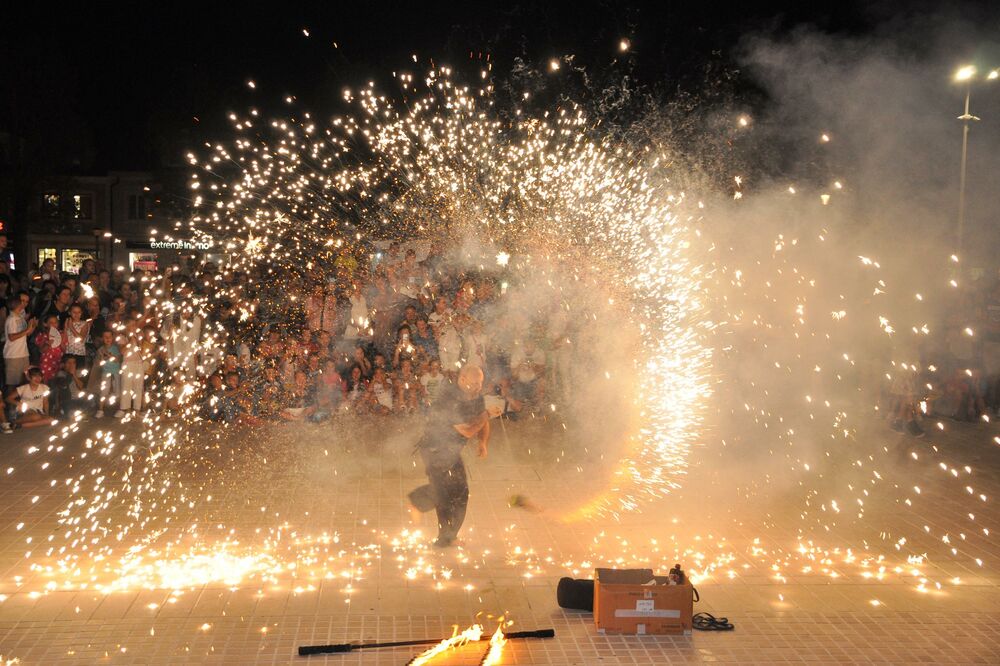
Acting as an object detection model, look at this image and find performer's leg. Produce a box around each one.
[409,441,440,515]
[408,483,436,512]
[435,457,469,545]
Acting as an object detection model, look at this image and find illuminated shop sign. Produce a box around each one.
[125,239,214,251]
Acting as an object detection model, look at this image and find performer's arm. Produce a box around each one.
[476,417,490,458]
[453,409,488,438]
[453,410,491,457]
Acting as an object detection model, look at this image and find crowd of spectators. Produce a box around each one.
[883,279,1000,437]
[0,235,561,434]
[6,231,1000,444]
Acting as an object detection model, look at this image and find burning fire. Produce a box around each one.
[480,623,508,666]
[407,624,484,666]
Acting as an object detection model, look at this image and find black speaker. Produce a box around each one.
[557,577,595,611]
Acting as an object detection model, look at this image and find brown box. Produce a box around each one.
[594,568,693,635]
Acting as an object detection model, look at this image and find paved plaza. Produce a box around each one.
[0,408,998,664]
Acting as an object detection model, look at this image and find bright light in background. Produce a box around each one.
[549,59,560,71]
[989,69,999,80]
[619,39,630,52]
[955,65,976,82]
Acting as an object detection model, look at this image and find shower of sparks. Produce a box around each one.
[184,65,712,519]
[1,55,992,622]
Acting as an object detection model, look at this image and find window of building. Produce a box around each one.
[43,194,61,216]
[73,194,93,219]
[37,248,57,267]
[60,249,97,274]
[127,195,147,220]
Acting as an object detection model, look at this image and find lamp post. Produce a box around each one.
[954,66,978,256]
[953,67,999,255]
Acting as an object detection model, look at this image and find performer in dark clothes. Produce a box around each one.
[408,364,490,547]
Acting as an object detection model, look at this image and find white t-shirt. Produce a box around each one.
[123,336,144,366]
[437,325,462,367]
[510,345,546,383]
[372,380,394,408]
[462,331,488,368]
[420,372,445,403]
[17,383,49,413]
[4,311,27,359]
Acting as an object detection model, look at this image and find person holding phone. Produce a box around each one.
[393,324,415,369]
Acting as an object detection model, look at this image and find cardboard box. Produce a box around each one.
[594,568,693,635]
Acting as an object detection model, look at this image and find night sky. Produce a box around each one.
[3,0,896,173]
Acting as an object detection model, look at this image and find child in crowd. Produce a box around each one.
[51,355,91,418]
[394,358,422,413]
[63,303,91,371]
[34,313,64,382]
[7,367,52,429]
[316,358,345,414]
[94,329,122,418]
[364,367,394,415]
[420,358,446,407]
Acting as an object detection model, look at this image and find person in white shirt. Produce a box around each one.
[420,358,446,407]
[364,367,394,415]
[427,296,452,337]
[163,307,202,378]
[436,309,463,374]
[343,280,370,340]
[396,249,426,301]
[118,320,145,416]
[6,367,51,430]
[4,296,35,388]
[461,318,488,370]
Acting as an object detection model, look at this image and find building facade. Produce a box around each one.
[21,170,217,275]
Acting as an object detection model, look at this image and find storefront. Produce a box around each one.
[30,235,105,275]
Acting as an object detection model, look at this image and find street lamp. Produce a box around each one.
[954,65,979,255]
[953,66,999,254]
